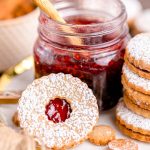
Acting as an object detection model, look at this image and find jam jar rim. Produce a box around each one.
[48,0,126,28]
[38,0,129,51]
[40,0,127,36]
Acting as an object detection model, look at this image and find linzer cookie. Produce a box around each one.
[124,86,150,111]
[124,93,150,118]
[116,101,150,142]
[18,73,99,149]
[125,57,150,80]
[126,33,150,72]
[122,64,150,95]
[119,33,150,143]
[116,120,150,144]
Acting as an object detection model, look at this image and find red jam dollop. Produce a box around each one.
[45,98,72,123]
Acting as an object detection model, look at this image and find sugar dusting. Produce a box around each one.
[18,73,99,149]
[117,101,150,131]
[127,33,150,65]
[123,64,150,91]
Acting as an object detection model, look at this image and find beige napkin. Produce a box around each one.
[0,124,36,150]
[0,109,7,125]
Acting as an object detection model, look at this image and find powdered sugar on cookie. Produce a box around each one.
[18,73,99,149]
[127,33,150,64]
[123,64,150,91]
[116,101,150,131]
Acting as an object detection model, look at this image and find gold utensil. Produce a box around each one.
[33,0,82,45]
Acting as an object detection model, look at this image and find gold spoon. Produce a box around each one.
[33,0,82,45]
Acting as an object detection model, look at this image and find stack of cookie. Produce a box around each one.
[116,33,150,143]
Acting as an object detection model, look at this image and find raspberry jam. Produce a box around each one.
[34,0,129,111]
[45,98,72,123]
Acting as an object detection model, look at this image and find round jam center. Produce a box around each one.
[45,98,72,123]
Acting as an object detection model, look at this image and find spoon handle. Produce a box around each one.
[33,0,82,45]
[33,0,66,23]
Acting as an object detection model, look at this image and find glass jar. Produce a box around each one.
[34,0,130,110]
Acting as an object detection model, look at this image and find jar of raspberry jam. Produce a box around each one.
[34,0,130,110]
